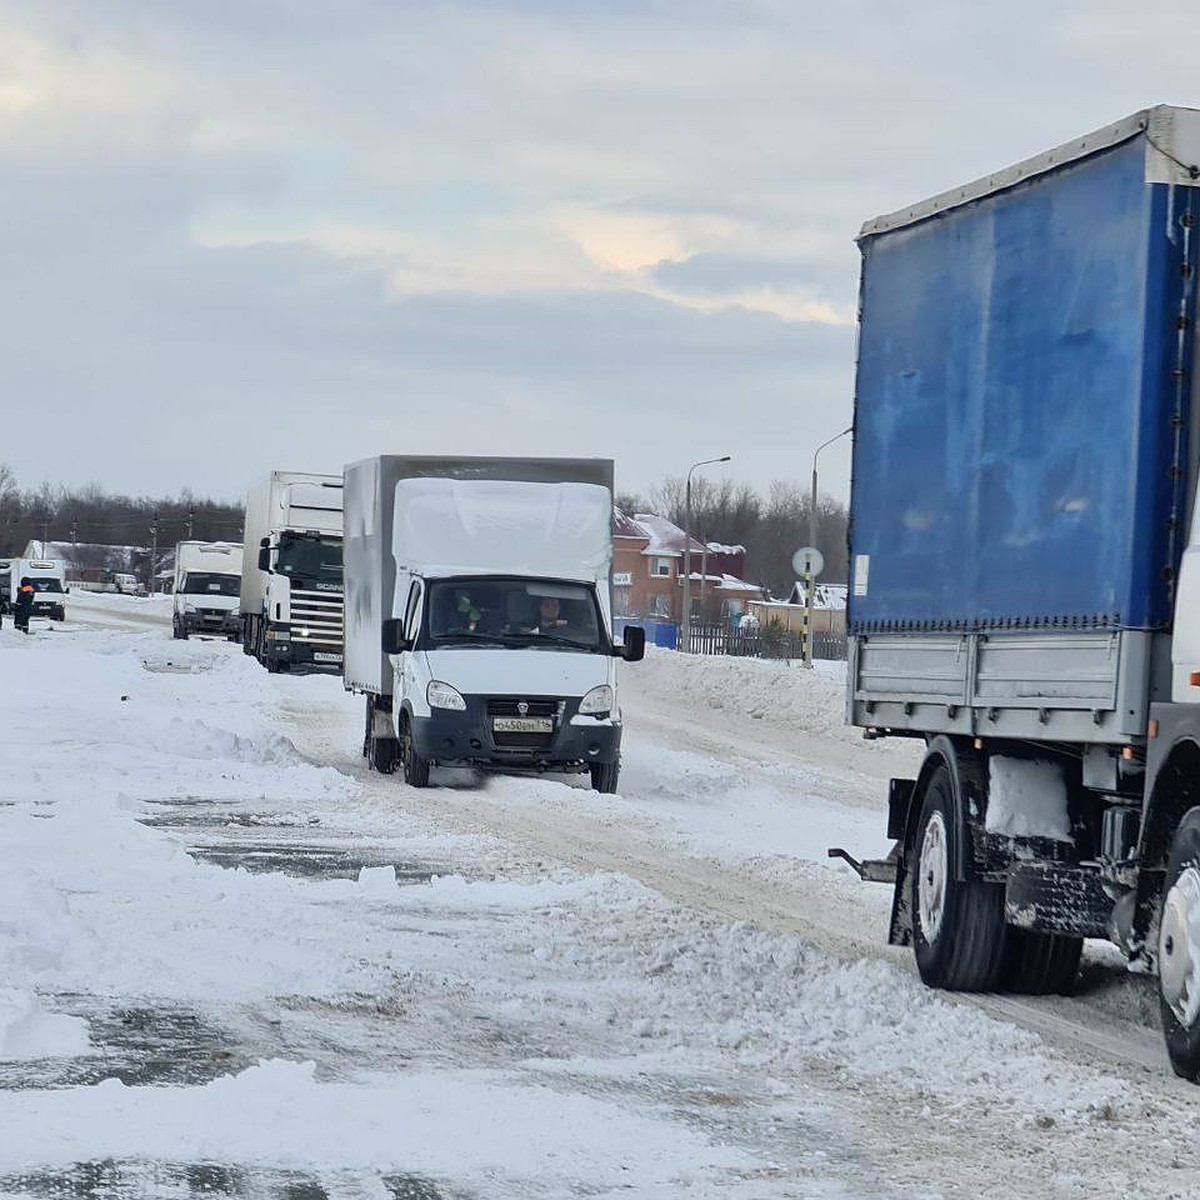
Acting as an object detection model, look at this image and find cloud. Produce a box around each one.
[2,0,1199,509]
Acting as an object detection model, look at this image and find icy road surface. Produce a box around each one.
[2,606,1200,1197]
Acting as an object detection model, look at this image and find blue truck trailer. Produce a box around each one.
[841,105,1200,1077]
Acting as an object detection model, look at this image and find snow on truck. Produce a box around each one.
[836,105,1200,1077]
[343,455,645,791]
[171,541,241,640]
[240,471,344,674]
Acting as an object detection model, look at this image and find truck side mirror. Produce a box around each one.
[618,625,645,662]
[382,618,409,655]
[257,547,269,571]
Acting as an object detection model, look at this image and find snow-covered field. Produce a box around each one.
[4,615,1200,1197]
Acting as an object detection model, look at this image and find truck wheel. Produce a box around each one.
[911,763,1008,991]
[400,717,430,788]
[590,760,620,793]
[1001,929,1083,995]
[1158,807,1200,1079]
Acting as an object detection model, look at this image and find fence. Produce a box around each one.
[682,623,847,661]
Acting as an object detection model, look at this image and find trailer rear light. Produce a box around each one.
[1191,672,1200,687]
[1148,719,1160,739]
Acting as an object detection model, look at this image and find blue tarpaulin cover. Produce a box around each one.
[850,135,1196,633]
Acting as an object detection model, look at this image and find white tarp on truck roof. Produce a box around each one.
[392,477,612,583]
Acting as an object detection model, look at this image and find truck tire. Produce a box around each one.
[1000,929,1082,995]
[590,760,620,793]
[364,697,399,774]
[911,763,1008,991]
[400,716,430,788]
[1158,807,1200,1079]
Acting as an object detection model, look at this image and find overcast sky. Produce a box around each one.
[1,1,1197,505]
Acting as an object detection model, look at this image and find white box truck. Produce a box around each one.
[172,541,242,640]
[344,455,644,792]
[8,559,67,621]
[240,471,344,674]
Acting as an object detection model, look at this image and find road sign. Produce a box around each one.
[792,546,824,578]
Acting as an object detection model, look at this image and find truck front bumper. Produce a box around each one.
[263,625,344,674]
[183,609,241,637]
[411,699,620,772]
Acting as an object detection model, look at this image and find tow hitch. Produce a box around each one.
[827,846,899,883]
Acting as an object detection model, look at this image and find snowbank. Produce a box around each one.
[634,647,862,745]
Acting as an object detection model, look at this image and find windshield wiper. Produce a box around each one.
[432,631,516,647]
[526,631,595,650]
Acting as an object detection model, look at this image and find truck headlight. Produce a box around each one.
[427,680,466,711]
[578,685,613,716]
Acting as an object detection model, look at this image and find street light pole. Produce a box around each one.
[804,427,853,669]
[683,455,731,653]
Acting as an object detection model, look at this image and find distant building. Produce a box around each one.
[612,510,764,624]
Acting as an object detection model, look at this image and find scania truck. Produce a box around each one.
[343,455,644,791]
[240,471,344,674]
[837,105,1200,1078]
[172,541,241,640]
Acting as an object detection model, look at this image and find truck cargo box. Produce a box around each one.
[850,106,1200,636]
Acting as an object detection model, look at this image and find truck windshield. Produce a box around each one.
[29,579,63,593]
[181,572,240,597]
[426,578,604,652]
[276,536,343,587]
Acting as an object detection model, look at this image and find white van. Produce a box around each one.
[344,457,644,793]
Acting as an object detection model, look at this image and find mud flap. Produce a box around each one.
[1004,861,1113,939]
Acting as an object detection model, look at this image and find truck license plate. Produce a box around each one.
[493,717,552,733]
[313,652,343,663]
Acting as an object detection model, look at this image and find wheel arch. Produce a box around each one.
[1142,738,1200,869]
[907,735,983,884]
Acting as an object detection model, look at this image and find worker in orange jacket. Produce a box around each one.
[13,578,35,634]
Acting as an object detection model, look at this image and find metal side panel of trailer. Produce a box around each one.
[848,629,1164,743]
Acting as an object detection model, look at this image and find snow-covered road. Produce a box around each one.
[3,611,1200,1198]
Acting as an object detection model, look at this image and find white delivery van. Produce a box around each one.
[172,541,242,640]
[10,559,67,621]
[344,456,644,792]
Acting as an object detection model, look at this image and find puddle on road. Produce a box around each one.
[0,1161,452,1199]
[136,797,443,885]
[0,1000,257,1091]
[187,842,438,883]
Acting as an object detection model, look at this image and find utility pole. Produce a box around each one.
[805,427,853,668]
[41,516,49,557]
[682,456,731,653]
[186,506,194,539]
[148,511,159,595]
[70,515,77,548]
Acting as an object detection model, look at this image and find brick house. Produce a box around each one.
[612,509,764,624]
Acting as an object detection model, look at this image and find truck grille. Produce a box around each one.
[290,588,344,647]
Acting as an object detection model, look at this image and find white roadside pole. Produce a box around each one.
[682,455,730,653]
[803,427,853,668]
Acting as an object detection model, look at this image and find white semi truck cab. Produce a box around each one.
[240,472,344,674]
[344,457,644,792]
